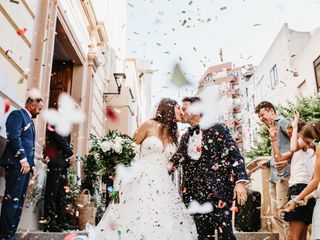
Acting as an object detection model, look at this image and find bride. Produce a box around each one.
[84,98,197,239]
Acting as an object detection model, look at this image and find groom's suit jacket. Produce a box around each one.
[170,123,248,208]
[0,108,36,168]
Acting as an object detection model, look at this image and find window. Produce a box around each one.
[245,87,248,97]
[314,56,320,91]
[270,65,278,87]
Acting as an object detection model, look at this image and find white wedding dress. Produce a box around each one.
[85,136,197,240]
[312,183,320,240]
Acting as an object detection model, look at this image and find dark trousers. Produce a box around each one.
[194,208,236,240]
[43,167,67,229]
[0,166,30,239]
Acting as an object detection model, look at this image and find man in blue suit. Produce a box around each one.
[0,97,43,240]
[168,97,248,240]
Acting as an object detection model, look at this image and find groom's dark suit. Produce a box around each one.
[170,123,248,240]
[0,109,36,239]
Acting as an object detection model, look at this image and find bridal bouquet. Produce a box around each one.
[89,130,138,177]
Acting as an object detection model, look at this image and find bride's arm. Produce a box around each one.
[133,120,153,144]
[169,132,189,167]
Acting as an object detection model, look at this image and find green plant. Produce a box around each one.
[245,123,271,161]
[245,93,320,161]
[81,154,99,196]
[277,93,320,122]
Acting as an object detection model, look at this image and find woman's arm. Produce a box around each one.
[290,112,304,152]
[133,120,153,144]
[271,139,292,161]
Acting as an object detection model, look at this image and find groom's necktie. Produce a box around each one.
[188,125,200,136]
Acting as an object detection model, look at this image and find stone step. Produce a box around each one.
[16,231,279,240]
[235,232,279,240]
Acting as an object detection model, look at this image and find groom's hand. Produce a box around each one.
[234,182,247,206]
[167,161,175,172]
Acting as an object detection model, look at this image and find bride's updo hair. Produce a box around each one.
[153,98,178,145]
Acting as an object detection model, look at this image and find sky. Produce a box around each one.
[126,0,320,108]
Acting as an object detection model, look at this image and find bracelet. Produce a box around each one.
[292,197,300,206]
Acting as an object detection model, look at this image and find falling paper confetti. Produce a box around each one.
[43,93,85,136]
[116,162,142,185]
[64,233,78,240]
[106,106,119,122]
[27,88,41,99]
[220,6,227,11]
[189,85,222,129]
[17,28,27,36]
[219,48,223,62]
[171,63,191,87]
[4,99,10,113]
[187,200,213,214]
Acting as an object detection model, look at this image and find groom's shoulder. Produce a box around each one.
[205,123,227,133]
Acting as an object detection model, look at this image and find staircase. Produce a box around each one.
[16,231,279,240]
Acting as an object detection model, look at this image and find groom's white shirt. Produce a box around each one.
[187,130,202,160]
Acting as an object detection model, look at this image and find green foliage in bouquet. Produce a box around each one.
[89,129,137,177]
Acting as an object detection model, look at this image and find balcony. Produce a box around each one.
[219,88,240,98]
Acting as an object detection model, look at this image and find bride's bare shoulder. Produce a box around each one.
[133,119,159,144]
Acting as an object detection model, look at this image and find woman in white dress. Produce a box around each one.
[285,121,320,240]
[85,98,197,240]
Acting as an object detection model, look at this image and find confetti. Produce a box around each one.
[27,88,41,99]
[187,200,213,214]
[189,85,222,129]
[106,106,118,122]
[43,93,85,136]
[220,6,227,11]
[64,233,78,240]
[47,124,55,132]
[17,28,27,36]
[3,99,10,113]
[218,200,226,209]
[171,63,191,87]
[116,161,142,185]
[219,48,223,62]
[5,50,13,57]
[64,186,70,192]
[10,0,19,4]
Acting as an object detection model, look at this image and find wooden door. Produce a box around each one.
[49,60,73,109]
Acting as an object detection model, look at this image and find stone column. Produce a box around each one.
[77,39,99,156]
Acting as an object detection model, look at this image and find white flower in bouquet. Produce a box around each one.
[114,136,124,144]
[112,142,123,154]
[100,141,113,152]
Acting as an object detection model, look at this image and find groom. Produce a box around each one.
[168,96,248,240]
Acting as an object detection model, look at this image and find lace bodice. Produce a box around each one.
[140,136,177,162]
